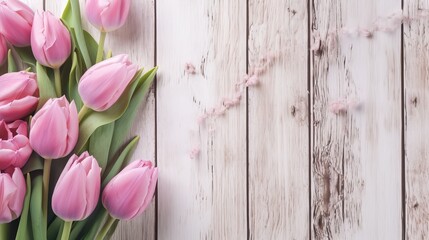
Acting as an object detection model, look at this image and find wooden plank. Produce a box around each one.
[311,0,402,239]
[247,0,309,239]
[156,0,247,239]
[404,1,429,239]
[45,1,156,239]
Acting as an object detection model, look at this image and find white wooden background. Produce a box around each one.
[19,0,429,239]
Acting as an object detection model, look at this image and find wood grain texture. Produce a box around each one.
[248,0,310,239]
[311,0,402,239]
[404,0,429,239]
[156,0,247,239]
[45,1,156,239]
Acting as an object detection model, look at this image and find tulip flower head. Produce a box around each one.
[0,167,26,223]
[85,0,131,32]
[52,152,101,221]
[0,120,32,170]
[78,54,138,111]
[0,71,38,122]
[102,160,158,220]
[29,96,78,159]
[0,35,6,65]
[0,0,34,47]
[31,11,71,68]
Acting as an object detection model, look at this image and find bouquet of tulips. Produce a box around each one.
[0,0,158,239]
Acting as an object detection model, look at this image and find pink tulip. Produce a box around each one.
[29,96,78,159]
[85,0,131,32]
[0,0,34,47]
[0,71,38,122]
[52,152,101,221]
[0,167,26,223]
[102,160,157,220]
[0,120,32,170]
[78,54,138,111]
[31,11,71,68]
[0,35,6,65]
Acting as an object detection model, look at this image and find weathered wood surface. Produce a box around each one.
[248,0,309,239]
[311,0,402,239]
[17,0,429,239]
[156,0,247,239]
[404,0,429,239]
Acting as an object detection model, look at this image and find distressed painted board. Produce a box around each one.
[45,1,156,239]
[404,0,429,239]
[248,0,310,239]
[311,0,402,239]
[156,0,247,239]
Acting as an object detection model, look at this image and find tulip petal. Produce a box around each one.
[103,168,150,220]
[135,168,158,217]
[42,12,71,68]
[0,35,6,65]
[84,160,101,217]
[0,1,32,47]
[0,96,38,122]
[52,165,87,221]
[65,101,78,155]
[30,102,67,158]
[9,168,25,216]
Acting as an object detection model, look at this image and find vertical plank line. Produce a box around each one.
[307,0,312,239]
[401,0,406,238]
[154,0,158,239]
[245,0,250,239]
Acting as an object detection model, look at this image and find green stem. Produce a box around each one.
[95,215,116,240]
[0,224,9,240]
[54,68,62,97]
[96,31,107,63]
[42,159,52,228]
[78,105,91,122]
[61,221,72,240]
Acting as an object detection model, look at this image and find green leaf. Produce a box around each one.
[68,52,83,110]
[83,30,99,64]
[103,136,139,187]
[14,47,36,71]
[68,0,92,68]
[8,50,17,72]
[30,173,46,240]
[82,211,107,240]
[109,67,158,159]
[15,174,32,240]
[36,63,56,109]
[74,69,143,153]
[47,217,62,240]
[89,123,115,174]
[104,219,119,240]
[61,0,72,25]
[21,153,44,174]
[70,206,105,240]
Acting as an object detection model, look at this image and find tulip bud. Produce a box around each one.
[29,96,78,159]
[0,0,34,47]
[0,167,26,223]
[0,120,32,170]
[52,152,101,221]
[78,54,138,111]
[0,35,6,65]
[102,160,158,220]
[31,11,71,68]
[85,0,131,32]
[0,71,38,122]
